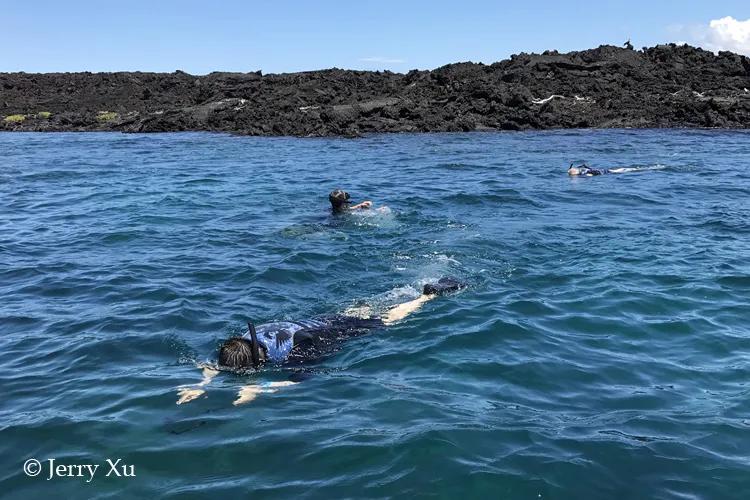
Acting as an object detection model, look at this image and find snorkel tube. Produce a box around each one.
[247,321,261,368]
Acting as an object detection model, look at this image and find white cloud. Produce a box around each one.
[683,16,750,55]
[359,57,405,64]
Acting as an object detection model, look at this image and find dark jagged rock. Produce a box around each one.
[3,44,750,136]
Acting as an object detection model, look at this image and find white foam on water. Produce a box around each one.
[421,253,461,265]
[350,206,397,228]
[610,164,669,174]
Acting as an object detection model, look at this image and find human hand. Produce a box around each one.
[233,385,263,406]
[233,381,299,406]
[176,387,205,405]
[267,381,298,389]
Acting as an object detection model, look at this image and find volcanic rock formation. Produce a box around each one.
[3,44,750,136]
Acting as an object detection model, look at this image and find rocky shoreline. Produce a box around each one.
[3,44,750,137]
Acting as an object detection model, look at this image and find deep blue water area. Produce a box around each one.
[1,130,749,498]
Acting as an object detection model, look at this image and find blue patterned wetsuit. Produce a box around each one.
[242,316,385,363]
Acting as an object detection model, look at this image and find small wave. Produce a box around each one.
[180,177,226,185]
[446,191,540,207]
[716,275,750,288]
[434,162,485,170]
[279,223,330,239]
[19,169,92,182]
[597,429,671,444]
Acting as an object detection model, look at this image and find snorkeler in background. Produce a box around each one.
[176,277,466,406]
[329,189,373,213]
[568,162,648,176]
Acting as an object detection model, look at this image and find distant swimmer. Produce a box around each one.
[177,277,466,405]
[567,163,644,176]
[329,189,373,213]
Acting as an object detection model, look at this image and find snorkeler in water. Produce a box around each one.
[176,277,466,405]
[568,162,645,176]
[329,189,373,213]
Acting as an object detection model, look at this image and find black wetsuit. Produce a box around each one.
[579,167,608,176]
[243,315,385,364]
[242,279,464,365]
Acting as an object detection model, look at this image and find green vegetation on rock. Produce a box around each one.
[97,111,119,122]
[4,114,26,123]
[36,111,52,119]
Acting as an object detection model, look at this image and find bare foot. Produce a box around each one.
[232,382,299,405]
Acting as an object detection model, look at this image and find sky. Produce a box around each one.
[2,1,749,74]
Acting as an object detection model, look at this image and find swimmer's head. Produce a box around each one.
[568,163,583,176]
[218,323,266,370]
[329,189,352,212]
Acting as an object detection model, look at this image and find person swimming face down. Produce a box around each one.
[214,278,465,372]
[218,323,267,370]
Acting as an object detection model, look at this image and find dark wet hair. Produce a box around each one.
[218,337,255,369]
[218,323,266,370]
[329,189,351,212]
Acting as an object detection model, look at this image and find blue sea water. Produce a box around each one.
[0,130,748,499]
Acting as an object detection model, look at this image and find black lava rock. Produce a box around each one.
[2,44,750,136]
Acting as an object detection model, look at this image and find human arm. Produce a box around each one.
[350,200,373,210]
[176,366,219,405]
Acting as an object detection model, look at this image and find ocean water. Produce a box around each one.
[1,130,748,499]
